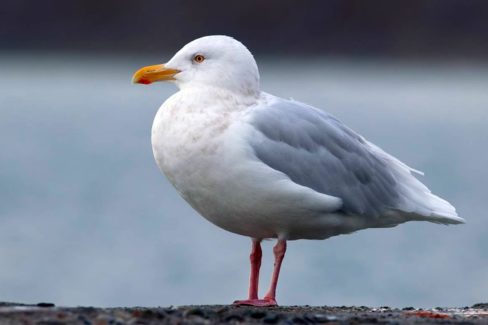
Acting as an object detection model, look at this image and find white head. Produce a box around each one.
[133,35,260,97]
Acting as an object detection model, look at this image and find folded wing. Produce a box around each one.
[247,96,463,224]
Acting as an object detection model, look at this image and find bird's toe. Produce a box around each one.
[233,298,278,307]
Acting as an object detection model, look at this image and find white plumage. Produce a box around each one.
[133,35,464,306]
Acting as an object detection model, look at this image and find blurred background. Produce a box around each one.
[1,0,487,308]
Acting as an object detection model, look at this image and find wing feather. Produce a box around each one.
[248,98,401,217]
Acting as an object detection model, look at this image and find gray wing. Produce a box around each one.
[248,98,400,217]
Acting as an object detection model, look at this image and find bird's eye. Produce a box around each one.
[193,54,205,63]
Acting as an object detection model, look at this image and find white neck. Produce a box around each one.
[176,84,260,111]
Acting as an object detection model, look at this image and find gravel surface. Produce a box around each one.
[0,302,487,324]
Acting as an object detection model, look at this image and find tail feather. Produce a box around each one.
[424,192,465,224]
[366,140,465,225]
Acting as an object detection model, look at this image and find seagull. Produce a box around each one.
[132,35,464,307]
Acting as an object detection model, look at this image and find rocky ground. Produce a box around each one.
[0,302,487,324]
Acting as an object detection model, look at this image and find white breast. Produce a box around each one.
[152,88,263,230]
[152,89,233,194]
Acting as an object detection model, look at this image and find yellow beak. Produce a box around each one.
[132,64,180,85]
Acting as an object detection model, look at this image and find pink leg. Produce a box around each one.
[263,240,287,305]
[248,239,262,299]
[233,239,287,307]
[233,239,264,305]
